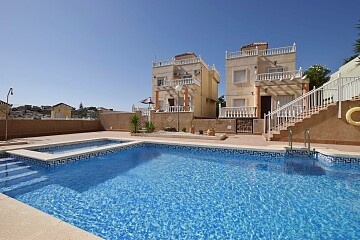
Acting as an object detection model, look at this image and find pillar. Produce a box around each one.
[255,86,261,118]
[302,83,308,111]
[155,91,159,111]
[184,87,189,111]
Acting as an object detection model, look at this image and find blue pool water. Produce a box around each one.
[34,139,127,154]
[1,145,359,239]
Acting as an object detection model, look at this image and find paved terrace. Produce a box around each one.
[1,131,359,239]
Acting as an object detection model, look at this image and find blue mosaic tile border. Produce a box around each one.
[317,152,360,164]
[285,149,315,157]
[33,139,128,152]
[10,143,143,166]
[8,141,359,167]
[143,142,285,158]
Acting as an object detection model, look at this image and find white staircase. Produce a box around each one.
[264,75,360,140]
[0,157,48,193]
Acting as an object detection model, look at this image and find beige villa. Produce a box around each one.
[221,42,309,122]
[51,103,73,119]
[152,52,220,118]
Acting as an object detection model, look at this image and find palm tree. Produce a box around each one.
[355,21,360,54]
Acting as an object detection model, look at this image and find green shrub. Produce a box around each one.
[145,121,155,133]
[182,127,186,132]
[130,114,140,133]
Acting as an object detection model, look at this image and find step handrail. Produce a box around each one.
[304,129,310,156]
[264,75,360,140]
[288,128,293,153]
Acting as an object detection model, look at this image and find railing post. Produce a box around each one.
[338,73,342,118]
[263,113,266,135]
[267,111,271,140]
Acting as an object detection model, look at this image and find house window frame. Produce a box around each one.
[267,67,284,73]
[157,77,165,86]
[233,98,246,107]
[233,69,248,84]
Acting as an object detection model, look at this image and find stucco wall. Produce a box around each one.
[272,100,360,145]
[151,111,194,131]
[192,119,236,134]
[99,111,145,131]
[0,119,101,140]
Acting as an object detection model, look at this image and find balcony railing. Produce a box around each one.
[226,44,296,59]
[158,77,201,87]
[256,69,302,81]
[164,105,194,112]
[219,106,257,118]
[153,57,219,75]
[133,105,195,115]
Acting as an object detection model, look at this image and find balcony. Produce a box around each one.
[226,44,296,59]
[157,77,201,87]
[153,57,219,75]
[132,106,194,116]
[256,69,302,82]
[219,106,257,118]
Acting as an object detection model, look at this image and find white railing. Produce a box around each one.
[226,44,296,59]
[159,77,201,87]
[133,105,195,115]
[256,69,302,81]
[152,59,174,67]
[174,58,199,65]
[264,75,360,140]
[219,106,257,118]
[208,64,220,76]
[260,45,296,56]
[153,57,219,75]
[132,107,151,116]
[160,105,194,113]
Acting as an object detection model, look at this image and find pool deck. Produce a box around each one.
[0,131,359,239]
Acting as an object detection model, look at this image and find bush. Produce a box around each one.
[145,121,155,133]
[182,127,186,132]
[130,114,140,133]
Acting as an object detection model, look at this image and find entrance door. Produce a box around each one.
[261,96,271,118]
[168,98,174,106]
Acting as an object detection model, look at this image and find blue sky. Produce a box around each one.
[1,0,359,110]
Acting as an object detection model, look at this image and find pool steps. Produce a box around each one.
[0,157,48,193]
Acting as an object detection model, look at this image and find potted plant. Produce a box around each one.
[207,119,222,136]
[189,121,195,134]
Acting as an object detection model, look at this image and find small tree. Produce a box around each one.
[145,121,155,133]
[354,20,360,55]
[303,64,331,89]
[130,114,140,133]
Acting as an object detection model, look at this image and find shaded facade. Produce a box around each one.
[222,42,309,119]
[152,52,220,118]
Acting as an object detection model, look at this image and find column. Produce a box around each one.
[155,91,159,111]
[255,86,261,118]
[302,83,308,111]
[184,87,189,111]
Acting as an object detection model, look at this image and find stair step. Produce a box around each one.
[0,161,23,167]
[0,166,30,175]
[0,176,48,193]
[0,157,16,162]
[0,171,38,183]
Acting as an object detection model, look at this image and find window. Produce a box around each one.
[233,70,247,83]
[157,77,165,86]
[276,95,294,107]
[268,67,284,73]
[233,99,245,107]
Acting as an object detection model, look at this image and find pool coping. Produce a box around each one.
[3,137,360,166]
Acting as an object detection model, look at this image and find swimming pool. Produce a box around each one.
[1,143,359,239]
[34,139,128,154]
